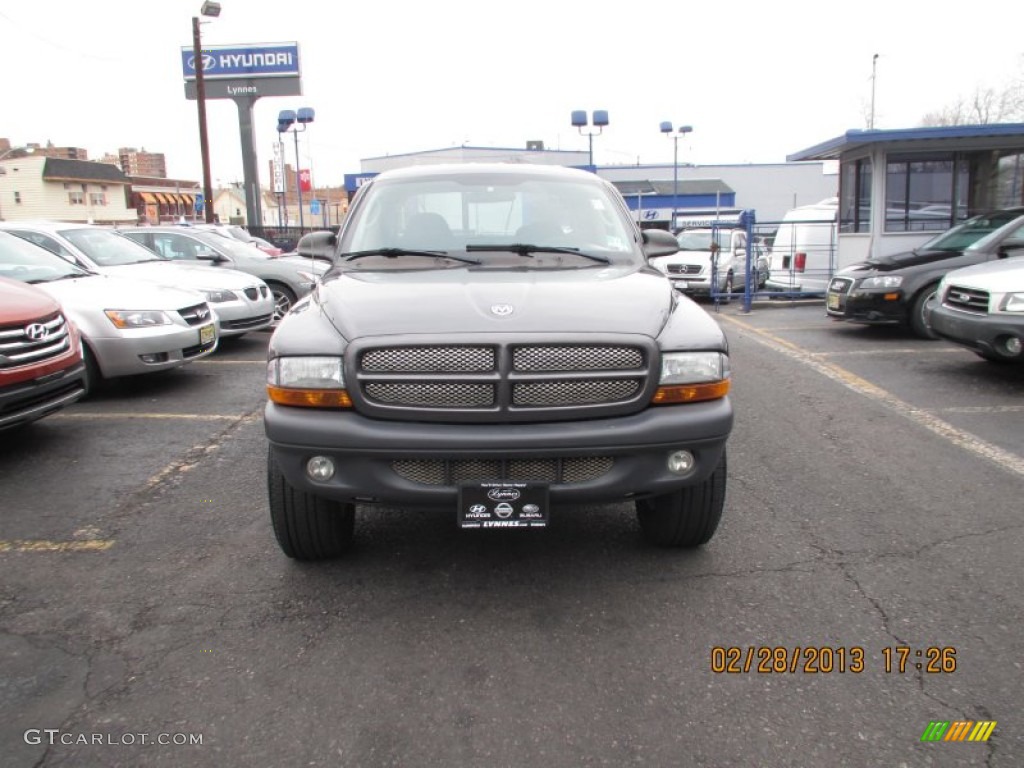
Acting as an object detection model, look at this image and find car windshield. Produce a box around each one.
[59,227,164,266]
[340,171,639,270]
[919,210,1024,252]
[189,231,273,260]
[963,215,1024,253]
[675,231,727,251]
[0,231,91,282]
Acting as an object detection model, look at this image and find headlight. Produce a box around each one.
[267,356,351,408]
[104,310,171,329]
[204,289,237,303]
[1002,293,1024,312]
[859,275,903,289]
[653,352,730,404]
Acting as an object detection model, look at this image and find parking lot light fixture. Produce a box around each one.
[192,1,221,224]
[571,110,609,169]
[660,122,693,228]
[277,108,315,230]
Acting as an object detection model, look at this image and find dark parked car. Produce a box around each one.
[825,207,1024,338]
[118,227,328,323]
[264,163,734,560]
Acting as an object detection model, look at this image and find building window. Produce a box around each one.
[69,191,84,205]
[63,182,71,190]
[885,153,967,232]
[839,157,872,233]
[89,192,107,206]
[14,191,21,204]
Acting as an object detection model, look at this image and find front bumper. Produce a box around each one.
[90,323,217,378]
[265,398,733,508]
[928,304,1024,360]
[0,361,86,430]
[210,294,275,336]
[826,278,907,324]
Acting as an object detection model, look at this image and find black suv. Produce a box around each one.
[825,207,1024,338]
[263,164,734,559]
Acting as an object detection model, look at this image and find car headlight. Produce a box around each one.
[104,310,172,329]
[1002,293,1024,312]
[267,356,351,408]
[204,289,237,303]
[653,352,730,404]
[859,275,903,289]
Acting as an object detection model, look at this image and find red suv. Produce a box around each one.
[0,276,87,430]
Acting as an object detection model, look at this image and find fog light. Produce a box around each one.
[306,456,335,481]
[139,352,169,364]
[1002,336,1022,357]
[667,450,695,475]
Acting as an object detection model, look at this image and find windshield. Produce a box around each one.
[675,231,728,251]
[190,230,272,260]
[0,231,90,282]
[919,210,1024,252]
[60,228,164,266]
[963,215,1024,253]
[340,172,640,270]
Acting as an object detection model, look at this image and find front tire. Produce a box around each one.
[909,285,939,339]
[267,451,355,560]
[268,283,297,325]
[81,344,103,397]
[636,450,727,548]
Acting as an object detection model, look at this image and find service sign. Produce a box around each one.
[181,42,300,81]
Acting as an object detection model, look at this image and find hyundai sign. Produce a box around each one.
[181,42,300,81]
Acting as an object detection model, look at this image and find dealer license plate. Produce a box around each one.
[458,482,549,529]
[199,324,216,345]
[827,292,841,310]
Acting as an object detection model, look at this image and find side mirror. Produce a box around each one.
[196,250,228,263]
[297,230,337,259]
[997,242,1024,258]
[641,228,679,259]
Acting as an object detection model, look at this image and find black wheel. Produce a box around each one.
[909,285,939,339]
[267,450,354,560]
[81,344,103,397]
[636,450,727,548]
[268,283,297,325]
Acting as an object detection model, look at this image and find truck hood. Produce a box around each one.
[941,258,1024,291]
[103,261,262,291]
[317,266,674,339]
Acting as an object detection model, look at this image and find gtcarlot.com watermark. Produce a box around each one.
[24,729,203,747]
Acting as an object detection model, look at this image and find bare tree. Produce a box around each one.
[920,56,1024,126]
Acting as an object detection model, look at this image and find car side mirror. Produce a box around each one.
[196,250,228,263]
[642,228,679,259]
[297,230,337,259]
[997,242,1024,258]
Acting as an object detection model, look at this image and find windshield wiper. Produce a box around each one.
[342,248,481,265]
[26,273,87,283]
[466,243,610,264]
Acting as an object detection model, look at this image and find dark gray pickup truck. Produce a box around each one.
[264,164,733,559]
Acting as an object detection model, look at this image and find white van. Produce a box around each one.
[765,198,838,294]
[650,211,765,295]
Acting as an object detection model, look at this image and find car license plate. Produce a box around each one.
[827,292,841,310]
[199,324,215,345]
[458,482,549,529]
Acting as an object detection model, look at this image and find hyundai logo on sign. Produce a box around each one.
[181,42,301,81]
[643,210,659,220]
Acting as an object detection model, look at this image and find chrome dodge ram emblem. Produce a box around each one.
[490,304,514,317]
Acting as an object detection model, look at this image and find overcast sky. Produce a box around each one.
[2,0,1021,189]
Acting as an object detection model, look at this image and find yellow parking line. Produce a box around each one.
[0,539,114,553]
[812,348,966,357]
[720,315,1024,479]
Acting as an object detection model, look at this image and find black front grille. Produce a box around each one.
[0,312,70,370]
[244,287,259,301]
[828,277,854,293]
[943,285,990,313]
[354,341,651,421]
[221,314,272,330]
[178,303,213,326]
[392,456,614,486]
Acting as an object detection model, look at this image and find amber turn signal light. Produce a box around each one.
[651,380,730,404]
[267,386,353,408]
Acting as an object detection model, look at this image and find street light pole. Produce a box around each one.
[277,107,314,231]
[660,122,692,229]
[191,2,221,224]
[570,110,609,169]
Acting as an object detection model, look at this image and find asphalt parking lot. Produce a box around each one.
[2,301,1022,767]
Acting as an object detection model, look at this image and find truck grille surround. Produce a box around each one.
[351,337,655,423]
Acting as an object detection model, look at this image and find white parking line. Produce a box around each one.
[938,405,1024,414]
[194,359,266,365]
[54,413,247,421]
[721,315,1024,479]
[812,348,967,357]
